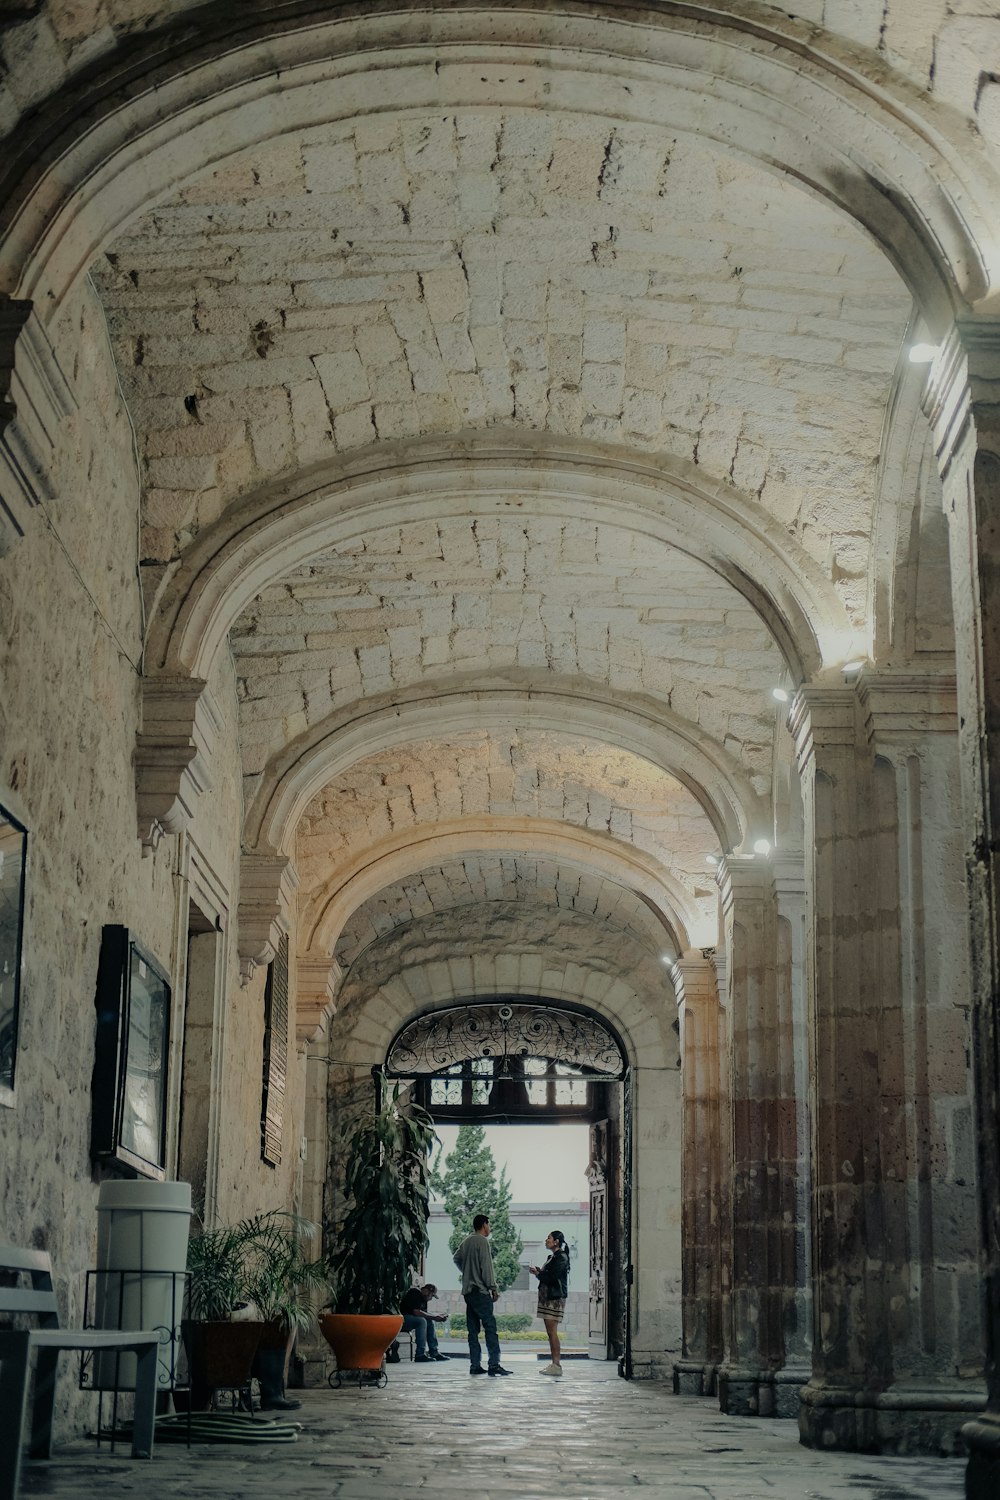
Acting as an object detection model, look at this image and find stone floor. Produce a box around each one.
[19,1352,966,1500]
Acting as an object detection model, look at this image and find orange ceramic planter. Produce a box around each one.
[320,1312,403,1373]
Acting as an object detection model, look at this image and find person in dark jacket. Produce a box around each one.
[529,1229,570,1377]
[399,1282,449,1362]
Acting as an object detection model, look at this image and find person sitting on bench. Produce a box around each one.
[399,1284,449,1362]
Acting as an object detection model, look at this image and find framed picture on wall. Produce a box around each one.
[0,800,27,1107]
[91,925,171,1178]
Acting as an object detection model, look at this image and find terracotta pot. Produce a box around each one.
[181,1319,266,1405]
[319,1312,403,1373]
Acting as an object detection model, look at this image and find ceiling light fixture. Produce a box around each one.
[908,342,939,365]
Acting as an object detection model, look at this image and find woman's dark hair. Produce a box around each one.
[549,1229,570,1265]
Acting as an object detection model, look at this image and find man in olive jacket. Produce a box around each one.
[453,1213,512,1376]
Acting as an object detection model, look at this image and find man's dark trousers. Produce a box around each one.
[465,1289,501,1371]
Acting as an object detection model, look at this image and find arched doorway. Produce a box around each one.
[383,998,633,1373]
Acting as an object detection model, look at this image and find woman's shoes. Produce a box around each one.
[540,1362,563,1377]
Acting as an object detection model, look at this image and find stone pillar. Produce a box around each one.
[793,677,984,1453]
[859,676,982,1438]
[924,324,1000,1495]
[717,855,786,1417]
[791,685,889,1450]
[674,950,724,1397]
[770,854,813,1414]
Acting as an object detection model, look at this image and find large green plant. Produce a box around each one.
[328,1083,436,1314]
[187,1210,326,1329]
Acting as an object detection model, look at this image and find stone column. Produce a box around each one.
[924,325,1000,1496]
[859,676,982,1435]
[717,855,785,1417]
[674,950,724,1397]
[770,854,813,1414]
[791,685,889,1450]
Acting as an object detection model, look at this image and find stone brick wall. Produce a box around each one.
[0,279,308,1433]
[0,281,176,1429]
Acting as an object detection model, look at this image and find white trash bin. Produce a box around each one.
[94,1179,192,1391]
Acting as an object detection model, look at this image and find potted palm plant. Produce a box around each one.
[184,1210,324,1409]
[321,1080,435,1384]
[244,1216,327,1409]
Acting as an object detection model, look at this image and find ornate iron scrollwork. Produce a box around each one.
[386,1002,626,1080]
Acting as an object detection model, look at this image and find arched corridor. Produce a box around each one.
[3,3,1000,1493]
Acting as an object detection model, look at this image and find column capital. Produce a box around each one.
[295,955,341,1045]
[924,318,1000,471]
[135,677,222,852]
[771,852,805,901]
[789,683,859,774]
[673,951,720,1009]
[717,853,770,916]
[237,853,299,986]
[858,671,957,746]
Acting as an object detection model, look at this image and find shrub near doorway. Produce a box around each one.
[322,1083,435,1383]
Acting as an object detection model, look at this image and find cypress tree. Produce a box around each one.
[435,1124,523,1292]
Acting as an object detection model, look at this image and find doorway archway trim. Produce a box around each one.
[385,999,629,1082]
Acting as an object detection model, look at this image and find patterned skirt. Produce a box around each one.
[536,1292,566,1323]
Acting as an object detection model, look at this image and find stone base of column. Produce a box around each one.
[718,1365,762,1416]
[963,1409,1000,1497]
[717,1364,808,1418]
[799,1380,986,1456]
[771,1364,811,1419]
[673,1359,715,1396]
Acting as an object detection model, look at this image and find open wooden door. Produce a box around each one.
[587,1118,610,1357]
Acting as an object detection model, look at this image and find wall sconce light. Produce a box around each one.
[908,343,939,365]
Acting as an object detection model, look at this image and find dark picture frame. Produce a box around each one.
[0,800,27,1107]
[91,924,171,1178]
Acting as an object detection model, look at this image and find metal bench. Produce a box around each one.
[0,1244,160,1500]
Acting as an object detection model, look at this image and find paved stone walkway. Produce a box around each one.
[19,1352,965,1499]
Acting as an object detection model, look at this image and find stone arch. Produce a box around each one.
[303,818,700,959]
[147,434,848,683]
[1,4,995,328]
[330,943,674,1079]
[325,901,682,1369]
[249,683,763,859]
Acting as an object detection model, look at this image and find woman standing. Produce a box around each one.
[530,1230,571,1377]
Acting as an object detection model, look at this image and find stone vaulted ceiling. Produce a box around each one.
[88,102,918,961]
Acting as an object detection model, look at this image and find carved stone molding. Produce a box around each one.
[858,671,958,745]
[238,853,299,986]
[0,299,76,555]
[295,956,341,1045]
[135,677,222,852]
